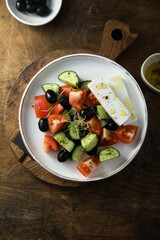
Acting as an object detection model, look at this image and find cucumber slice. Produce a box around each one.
[100,119,108,127]
[99,147,120,162]
[41,83,60,95]
[53,132,75,152]
[58,71,79,87]
[62,109,71,122]
[71,145,84,161]
[80,80,91,91]
[81,133,98,152]
[96,105,110,120]
[68,120,81,140]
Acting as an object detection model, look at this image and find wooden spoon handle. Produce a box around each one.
[100,19,138,61]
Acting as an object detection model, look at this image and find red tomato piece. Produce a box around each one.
[51,103,64,114]
[43,135,59,152]
[117,125,138,144]
[34,95,63,118]
[98,128,118,146]
[60,85,74,97]
[35,95,50,118]
[69,89,87,111]
[48,114,67,135]
[77,155,100,177]
[85,92,99,107]
[85,115,101,136]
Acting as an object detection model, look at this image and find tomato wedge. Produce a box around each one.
[69,89,87,111]
[85,115,101,136]
[117,125,138,144]
[60,85,74,97]
[85,92,99,107]
[34,95,63,118]
[77,155,100,177]
[98,128,118,146]
[43,135,59,152]
[48,114,67,135]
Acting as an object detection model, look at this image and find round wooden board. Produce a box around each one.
[4,20,138,187]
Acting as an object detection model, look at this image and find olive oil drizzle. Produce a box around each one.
[145,62,160,90]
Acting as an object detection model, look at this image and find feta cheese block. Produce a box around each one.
[88,77,131,126]
[105,75,137,124]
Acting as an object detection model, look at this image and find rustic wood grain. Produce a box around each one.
[3,19,138,187]
[0,0,160,239]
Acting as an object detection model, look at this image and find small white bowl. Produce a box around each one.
[141,53,160,94]
[5,0,63,26]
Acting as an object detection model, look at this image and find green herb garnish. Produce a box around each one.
[107,130,110,136]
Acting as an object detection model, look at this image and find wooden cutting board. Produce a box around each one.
[4,19,138,187]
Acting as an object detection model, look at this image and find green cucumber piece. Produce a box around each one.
[96,105,110,119]
[62,109,71,122]
[68,120,81,140]
[99,147,120,162]
[41,83,60,95]
[58,71,79,87]
[81,133,98,152]
[71,145,84,161]
[80,80,91,91]
[100,119,108,127]
[53,132,75,152]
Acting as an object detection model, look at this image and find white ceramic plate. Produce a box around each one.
[19,54,148,182]
[5,0,62,26]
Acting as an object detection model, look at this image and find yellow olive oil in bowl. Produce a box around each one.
[145,62,160,90]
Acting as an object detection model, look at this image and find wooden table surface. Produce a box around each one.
[0,0,160,239]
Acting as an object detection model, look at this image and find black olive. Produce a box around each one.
[57,150,70,162]
[25,0,36,4]
[36,4,50,16]
[16,0,26,11]
[59,96,71,110]
[34,0,47,4]
[87,146,98,155]
[105,120,119,131]
[79,130,88,138]
[26,2,37,13]
[80,108,94,119]
[26,0,47,6]
[45,90,57,103]
[38,118,49,132]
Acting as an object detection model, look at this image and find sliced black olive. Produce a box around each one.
[79,130,88,138]
[16,0,26,11]
[59,96,71,110]
[32,0,47,4]
[38,118,49,132]
[45,90,57,103]
[57,150,70,162]
[87,146,98,155]
[26,2,37,13]
[80,108,94,119]
[36,4,50,16]
[105,120,119,131]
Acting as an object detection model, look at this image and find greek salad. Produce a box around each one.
[34,70,138,177]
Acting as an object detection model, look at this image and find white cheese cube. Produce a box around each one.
[88,77,131,126]
[105,75,137,124]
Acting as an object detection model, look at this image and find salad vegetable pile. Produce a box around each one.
[34,70,138,177]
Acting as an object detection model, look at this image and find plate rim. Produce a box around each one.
[19,53,148,182]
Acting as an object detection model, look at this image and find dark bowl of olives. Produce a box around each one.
[5,0,62,26]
